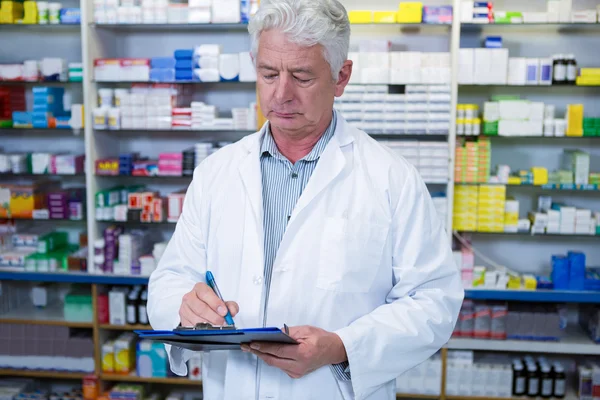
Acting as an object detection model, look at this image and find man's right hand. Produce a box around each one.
[179,282,239,327]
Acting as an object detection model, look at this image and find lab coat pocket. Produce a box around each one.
[317,217,389,293]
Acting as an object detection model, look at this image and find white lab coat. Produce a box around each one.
[147,114,464,400]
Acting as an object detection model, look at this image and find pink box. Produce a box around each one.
[461,249,474,270]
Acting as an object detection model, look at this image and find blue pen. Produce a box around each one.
[205,271,236,327]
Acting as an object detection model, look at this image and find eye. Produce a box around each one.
[263,74,277,81]
[295,77,312,84]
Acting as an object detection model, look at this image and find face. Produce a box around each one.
[256,29,352,137]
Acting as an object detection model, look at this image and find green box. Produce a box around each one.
[37,232,69,254]
[483,121,499,135]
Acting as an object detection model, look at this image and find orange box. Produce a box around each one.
[128,193,143,210]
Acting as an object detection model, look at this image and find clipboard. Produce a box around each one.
[134,324,298,352]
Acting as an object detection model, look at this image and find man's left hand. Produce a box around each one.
[241,325,348,379]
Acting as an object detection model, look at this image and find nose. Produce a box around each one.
[273,74,294,105]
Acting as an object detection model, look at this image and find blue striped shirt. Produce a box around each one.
[260,111,351,381]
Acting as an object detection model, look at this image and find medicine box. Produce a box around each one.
[136,340,167,378]
[114,333,136,374]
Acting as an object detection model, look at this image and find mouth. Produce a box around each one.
[272,111,297,118]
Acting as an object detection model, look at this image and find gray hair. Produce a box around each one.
[248,0,351,80]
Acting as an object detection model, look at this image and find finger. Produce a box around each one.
[226,301,240,317]
[249,342,298,360]
[194,283,229,317]
[180,305,210,327]
[184,300,224,326]
[288,325,312,340]
[252,349,297,371]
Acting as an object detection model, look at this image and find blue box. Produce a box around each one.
[175,59,193,70]
[175,70,194,81]
[484,36,502,48]
[12,112,33,128]
[149,68,175,82]
[174,49,194,60]
[55,116,72,129]
[60,8,81,24]
[150,57,176,69]
[568,251,586,291]
[136,340,167,378]
[32,87,64,96]
[551,255,570,290]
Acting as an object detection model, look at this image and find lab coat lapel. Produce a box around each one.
[288,119,354,226]
[238,132,264,245]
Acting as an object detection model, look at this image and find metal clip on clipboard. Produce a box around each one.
[175,323,237,331]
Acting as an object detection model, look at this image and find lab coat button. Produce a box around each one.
[253,275,263,285]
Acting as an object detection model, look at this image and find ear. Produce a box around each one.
[334,60,353,98]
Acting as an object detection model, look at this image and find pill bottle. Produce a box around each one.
[38,2,49,24]
[526,363,540,397]
[566,54,577,84]
[108,108,121,131]
[553,54,567,85]
[540,364,553,398]
[473,118,481,136]
[457,104,466,119]
[513,361,526,396]
[456,119,465,136]
[464,119,474,136]
[465,104,478,119]
[98,88,114,108]
[114,89,129,107]
[552,363,566,398]
[49,2,61,24]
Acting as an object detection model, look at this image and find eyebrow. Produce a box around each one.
[257,64,314,75]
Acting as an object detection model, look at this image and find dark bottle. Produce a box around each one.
[552,363,566,398]
[126,289,139,325]
[566,54,577,84]
[138,289,149,326]
[553,54,567,85]
[526,362,540,397]
[513,361,527,396]
[540,364,553,398]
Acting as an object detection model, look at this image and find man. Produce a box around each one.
[147,0,464,399]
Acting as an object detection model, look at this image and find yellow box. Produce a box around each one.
[114,333,136,374]
[523,275,537,290]
[102,341,115,373]
[532,167,549,186]
[349,10,373,24]
[397,2,423,23]
[580,68,600,77]
[507,275,522,289]
[374,11,397,23]
[566,104,584,137]
[508,176,522,185]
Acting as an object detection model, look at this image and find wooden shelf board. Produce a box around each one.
[396,394,440,399]
[99,324,151,331]
[101,373,201,385]
[0,369,88,379]
[0,305,93,328]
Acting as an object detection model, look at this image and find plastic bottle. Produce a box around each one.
[126,289,138,325]
[566,54,577,84]
[552,363,566,398]
[540,364,553,398]
[553,54,567,85]
[527,362,540,397]
[513,361,527,396]
[138,289,149,325]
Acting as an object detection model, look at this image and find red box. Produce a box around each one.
[141,211,152,223]
[152,198,164,222]
[128,193,143,210]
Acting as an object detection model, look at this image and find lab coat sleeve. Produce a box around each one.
[147,166,208,376]
[334,164,464,400]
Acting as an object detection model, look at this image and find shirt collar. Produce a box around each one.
[261,110,337,162]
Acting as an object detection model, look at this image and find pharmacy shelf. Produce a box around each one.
[446,396,510,400]
[95,174,192,180]
[99,324,151,331]
[94,80,256,85]
[0,369,87,379]
[0,173,85,178]
[0,270,149,285]
[0,81,81,85]
[0,24,80,31]
[446,328,600,355]
[369,133,449,140]
[0,128,84,135]
[0,217,85,223]
[97,220,176,226]
[456,183,600,191]
[459,84,598,88]
[460,22,600,33]
[92,23,249,31]
[101,373,201,385]
[458,231,599,238]
[395,394,439,399]
[0,304,92,328]
[464,135,600,140]
[464,289,600,303]
[95,128,255,135]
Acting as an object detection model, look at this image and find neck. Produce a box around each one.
[270,113,333,164]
